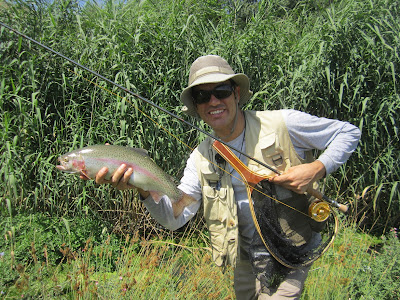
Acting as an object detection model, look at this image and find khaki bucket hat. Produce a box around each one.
[180,55,253,117]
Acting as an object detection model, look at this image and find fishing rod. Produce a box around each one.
[0,22,348,213]
[0,22,275,172]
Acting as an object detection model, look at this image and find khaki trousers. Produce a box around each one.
[233,259,310,300]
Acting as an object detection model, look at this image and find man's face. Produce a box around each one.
[193,81,240,133]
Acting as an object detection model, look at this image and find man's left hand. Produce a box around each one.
[269,160,326,194]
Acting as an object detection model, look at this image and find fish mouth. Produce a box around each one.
[56,164,77,174]
[56,165,74,173]
[56,165,66,171]
[56,157,66,171]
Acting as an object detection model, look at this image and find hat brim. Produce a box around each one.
[180,73,252,117]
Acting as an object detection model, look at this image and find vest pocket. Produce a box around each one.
[258,132,287,170]
[202,185,227,222]
[202,185,229,267]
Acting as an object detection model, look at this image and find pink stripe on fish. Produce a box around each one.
[94,157,162,182]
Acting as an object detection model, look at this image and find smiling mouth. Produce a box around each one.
[209,109,224,115]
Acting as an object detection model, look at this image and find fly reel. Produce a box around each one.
[308,200,331,222]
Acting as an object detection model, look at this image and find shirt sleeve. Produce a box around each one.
[282,109,361,174]
[142,151,202,231]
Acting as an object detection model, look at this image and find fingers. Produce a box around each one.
[95,167,111,184]
[108,164,135,190]
[269,172,308,194]
[87,165,135,191]
[271,162,326,194]
[112,164,134,190]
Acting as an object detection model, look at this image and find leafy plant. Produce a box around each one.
[1,0,398,234]
[347,228,400,299]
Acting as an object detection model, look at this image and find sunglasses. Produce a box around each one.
[192,84,234,104]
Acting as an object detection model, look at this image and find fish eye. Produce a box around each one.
[63,157,69,162]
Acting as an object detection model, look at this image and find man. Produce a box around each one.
[92,55,361,299]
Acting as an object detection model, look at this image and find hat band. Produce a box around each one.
[189,66,234,85]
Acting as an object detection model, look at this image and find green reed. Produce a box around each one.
[0,0,399,277]
[0,0,400,230]
[1,210,398,299]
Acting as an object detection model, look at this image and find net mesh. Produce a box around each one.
[248,180,336,292]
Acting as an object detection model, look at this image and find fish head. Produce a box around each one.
[56,152,86,174]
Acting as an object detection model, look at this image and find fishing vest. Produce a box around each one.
[193,110,315,267]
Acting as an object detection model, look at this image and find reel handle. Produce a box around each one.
[307,188,348,213]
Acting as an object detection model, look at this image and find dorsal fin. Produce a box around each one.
[126,147,149,157]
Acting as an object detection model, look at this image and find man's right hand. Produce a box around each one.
[80,164,150,198]
[95,164,134,190]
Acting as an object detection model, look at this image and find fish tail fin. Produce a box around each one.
[180,193,196,207]
[169,189,184,204]
[149,191,163,203]
[149,190,190,206]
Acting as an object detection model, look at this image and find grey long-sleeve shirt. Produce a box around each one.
[143,110,361,236]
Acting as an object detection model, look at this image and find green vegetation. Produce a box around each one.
[1,212,398,299]
[0,0,399,298]
[0,211,231,299]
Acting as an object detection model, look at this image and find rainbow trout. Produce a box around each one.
[56,145,186,206]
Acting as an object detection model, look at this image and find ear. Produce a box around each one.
[235,85,241,103]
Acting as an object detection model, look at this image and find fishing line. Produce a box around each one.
[67,68,194,151]
[2,22,339,266]
[0,22,280,176]
[68,68,310,218]
[0,22,344,219]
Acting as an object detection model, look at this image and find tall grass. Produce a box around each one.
[1,212,398,299]
[1,0,398,232]
[0,0,399,297]
[0,211,232,299]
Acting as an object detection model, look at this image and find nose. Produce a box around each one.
[208,94,222,105]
